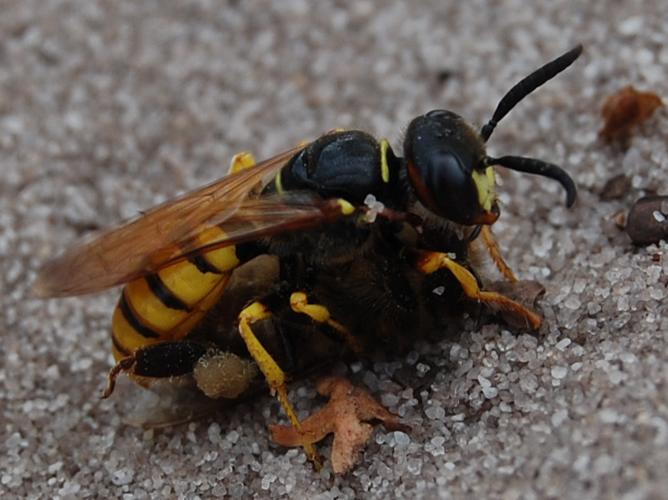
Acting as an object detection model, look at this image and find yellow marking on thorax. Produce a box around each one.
[229,151,256,174]
[379,139,390,183]
[274,170,284,193]
[336,199,355,215]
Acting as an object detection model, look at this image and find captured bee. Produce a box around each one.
[35,45,583,467]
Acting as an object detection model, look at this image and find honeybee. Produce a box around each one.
[35,45,582,468]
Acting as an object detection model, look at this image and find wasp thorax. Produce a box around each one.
[404,110,499,225]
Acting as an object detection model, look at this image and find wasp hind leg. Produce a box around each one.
[237,301,322,468]
[416,250,542,330]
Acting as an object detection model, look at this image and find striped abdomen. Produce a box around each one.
[111,228,241,362]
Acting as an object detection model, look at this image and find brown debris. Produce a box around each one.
[600,174,632,201]
[486,280,546,329]
[270,376,409,474]
[600,86,662,143]
[612,210,628,230]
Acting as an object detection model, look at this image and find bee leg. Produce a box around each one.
[289,291,364,355]
[237,301,322,469]
[102,341,207,398]
[480,226,518,282]
[416,251,542,330]
[228,151,256,174]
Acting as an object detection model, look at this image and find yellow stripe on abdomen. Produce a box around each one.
[111,231,241,362]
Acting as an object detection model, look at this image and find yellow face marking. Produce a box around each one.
[471,166,496,212]
[379,139,390,183]
[336,199,355,215]
[228,151,256,175]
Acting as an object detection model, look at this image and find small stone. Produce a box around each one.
[482,386,498,399]
[394,431,411,446]
[556,338,572,351]
[626,196,668,245]
[618,16,644,36]
[551,366,568,379]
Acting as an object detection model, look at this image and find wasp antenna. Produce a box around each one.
[480,44,583,142]
[488,155,577,207]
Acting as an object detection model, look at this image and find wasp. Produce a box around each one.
[35,45,582,467]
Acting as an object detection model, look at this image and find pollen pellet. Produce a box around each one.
[193,351,258,399]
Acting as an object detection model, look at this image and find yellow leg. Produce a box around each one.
[228,151,256,175]
[237,302,322,468]
[480,226,518,282]
[417,251,542,330]
[289,292,363,354]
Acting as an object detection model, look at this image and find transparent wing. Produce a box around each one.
[34,145,346,297]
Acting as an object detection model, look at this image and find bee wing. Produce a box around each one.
[34,145,346,297]
[112,375,227,429]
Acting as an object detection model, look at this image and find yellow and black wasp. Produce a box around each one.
[35,45,583,466]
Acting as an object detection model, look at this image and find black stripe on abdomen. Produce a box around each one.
[111,331,131,356]
[119,292,160,339]
[189,254,223,274]
[145,273,191,311]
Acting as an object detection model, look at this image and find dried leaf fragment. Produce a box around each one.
[486,280,546,329]
[270,376,408,474]
[600,86,662,142]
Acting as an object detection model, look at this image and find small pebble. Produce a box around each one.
[626,196,668,245]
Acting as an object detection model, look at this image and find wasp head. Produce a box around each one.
[404,110,499,226]
[403,45,584,226]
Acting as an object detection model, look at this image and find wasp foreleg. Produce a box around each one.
[416,250,542,330]
[479,225,518,282]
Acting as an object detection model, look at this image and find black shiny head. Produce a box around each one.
[403,45,583,225]
[404,110,498,225]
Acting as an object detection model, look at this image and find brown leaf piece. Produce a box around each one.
[270,376,409,474]
[486,280,546,329]
[600,86,662,143]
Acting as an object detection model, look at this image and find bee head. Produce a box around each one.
[404,110,499,226]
